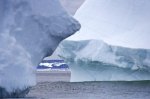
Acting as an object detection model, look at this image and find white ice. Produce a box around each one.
[55,40,150,81]
[0,0,80,92]
[56,40,150,70]
[68,0,150,49]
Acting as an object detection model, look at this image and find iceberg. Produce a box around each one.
[0,0,80,98]
[61,0,150,82]
[68,0,150,49]
[55,40,150,81]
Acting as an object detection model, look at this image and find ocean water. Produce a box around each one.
[27,81,150,99]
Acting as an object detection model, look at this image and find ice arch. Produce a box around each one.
[0,0,80,98]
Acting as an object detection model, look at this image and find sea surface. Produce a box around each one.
[26,81,150,99]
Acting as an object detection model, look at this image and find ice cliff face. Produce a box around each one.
[55,40,150,81]
[56,40,150,70]
[0,0,80,97]
[68,0,150,49]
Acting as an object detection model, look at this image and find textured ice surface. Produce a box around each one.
[0,0,80,95]
[56,40,150,70]
[54,40,150,81]
[68,0,150,49]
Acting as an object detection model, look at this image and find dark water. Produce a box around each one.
[26,81,150,99]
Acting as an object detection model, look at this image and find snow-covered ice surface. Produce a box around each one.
[37,60,69,70]
[27,81,150,99]
[0,0,80,97]
[68,0,150,49]
[54,40,150,81]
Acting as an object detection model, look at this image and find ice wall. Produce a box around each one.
[68,0,150,49]
[56,40,150,71]
[0,0,80,97]
[55,40,150,81]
